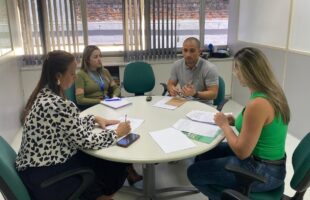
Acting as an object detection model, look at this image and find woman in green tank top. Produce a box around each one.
[187,47,290,200]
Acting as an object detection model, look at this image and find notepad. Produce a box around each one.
[165,97,187,107]
[152,97,187,110]
[101,98,132,109]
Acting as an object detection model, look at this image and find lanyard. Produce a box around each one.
[89,71,105,91]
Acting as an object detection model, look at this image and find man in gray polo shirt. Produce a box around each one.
[167,37,219,105]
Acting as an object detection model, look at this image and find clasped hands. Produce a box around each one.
[95,116,131,138]
[169,83,196,98]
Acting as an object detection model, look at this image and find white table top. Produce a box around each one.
[81,96,224,164]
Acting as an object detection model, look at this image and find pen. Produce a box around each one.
[105,97,121,101]
[125,114,127,122]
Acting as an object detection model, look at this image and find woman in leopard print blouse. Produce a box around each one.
[16,50,131,200]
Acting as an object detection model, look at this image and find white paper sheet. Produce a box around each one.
[186,110,217,124]
[149,128,196,153]
[106,116,144,132]
[173,118,220,138]
[152,97,177,110]
[100,98,132,109]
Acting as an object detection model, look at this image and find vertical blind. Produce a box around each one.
[18,0,83,64]
[17,0,222,64]
[124,0,177,61]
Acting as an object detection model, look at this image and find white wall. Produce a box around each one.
[0,0,24,143]
[0,53,24,143]
[228,0,310,139]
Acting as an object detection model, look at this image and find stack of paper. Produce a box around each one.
[172,118,221,144]
[149,128,196,153]
[186,110,216,125]
[101,98,132,109]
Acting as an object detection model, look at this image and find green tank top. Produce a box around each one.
[235,92,287,160]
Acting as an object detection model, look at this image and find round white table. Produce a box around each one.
[82,96,224,199]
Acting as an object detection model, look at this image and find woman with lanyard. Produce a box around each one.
[76,45,120,110]
[75,45,143,186]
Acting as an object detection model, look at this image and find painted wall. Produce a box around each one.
[228,0,310,139]
[0,0,24,142]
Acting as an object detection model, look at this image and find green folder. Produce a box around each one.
[182,130,221,144]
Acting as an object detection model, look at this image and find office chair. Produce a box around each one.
[65,83,90,111]
[219,132,310,200]
[213,76,228,111]
[65,83,77,104]
[0,136,95,200]
[123,61,155,96]
[160,76,228,111]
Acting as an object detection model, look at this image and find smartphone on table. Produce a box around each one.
[116,133,140,148]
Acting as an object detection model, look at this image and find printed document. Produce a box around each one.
[173,118,220,138]
[186,110,217,124]
[150,128,196,153]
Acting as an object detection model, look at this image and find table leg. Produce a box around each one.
[142,164,156,199]
[121,163,199,200]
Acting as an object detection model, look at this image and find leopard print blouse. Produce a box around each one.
[16,88,117,171]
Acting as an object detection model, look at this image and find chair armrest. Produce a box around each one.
[221,189,250,200]
[40,168,95,200]
[225,164,266,196]
[216,98,229,111]
[160,83,168,96]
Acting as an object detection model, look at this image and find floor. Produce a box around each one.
[2,100,309,200]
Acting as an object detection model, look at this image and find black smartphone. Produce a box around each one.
[116,133,140,148]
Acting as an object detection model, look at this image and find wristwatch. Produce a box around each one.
[193,91,199,98]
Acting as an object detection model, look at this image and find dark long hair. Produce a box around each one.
[22,50,75,122]
[234,47,290,124]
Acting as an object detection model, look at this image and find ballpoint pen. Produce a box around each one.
[105,97,121,101]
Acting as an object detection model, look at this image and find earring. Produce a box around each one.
[57,79,61,85]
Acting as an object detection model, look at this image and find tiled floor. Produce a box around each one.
[3,100,310,200]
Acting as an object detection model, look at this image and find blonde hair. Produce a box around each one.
[234,47,290,124]
[81,45,102,73]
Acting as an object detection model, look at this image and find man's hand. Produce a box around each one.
[182,84,196,97]
[168,85,181,97]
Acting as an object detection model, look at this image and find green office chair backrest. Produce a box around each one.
[123,61,155,96]
[213,76,225,106]
[290,132,310,192]
[65,83,77,104]
[0,136,31,200]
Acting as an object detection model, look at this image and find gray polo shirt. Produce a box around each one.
[170,57,219,104]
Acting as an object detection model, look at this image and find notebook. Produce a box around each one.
[100,98,132,109]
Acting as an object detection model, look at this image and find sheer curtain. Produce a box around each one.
[18,0,83,65]
[124,0,177,61]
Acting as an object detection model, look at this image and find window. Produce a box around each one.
[19,0,230,62]
[0,0,12,56]
[204,0,229,46]
[86,0,124,52]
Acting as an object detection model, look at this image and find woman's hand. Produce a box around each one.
[105,119,120,126]
[94,116,119,129]
[214,112,230,128]
[115,121,131,138]
[226,114,235,126]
